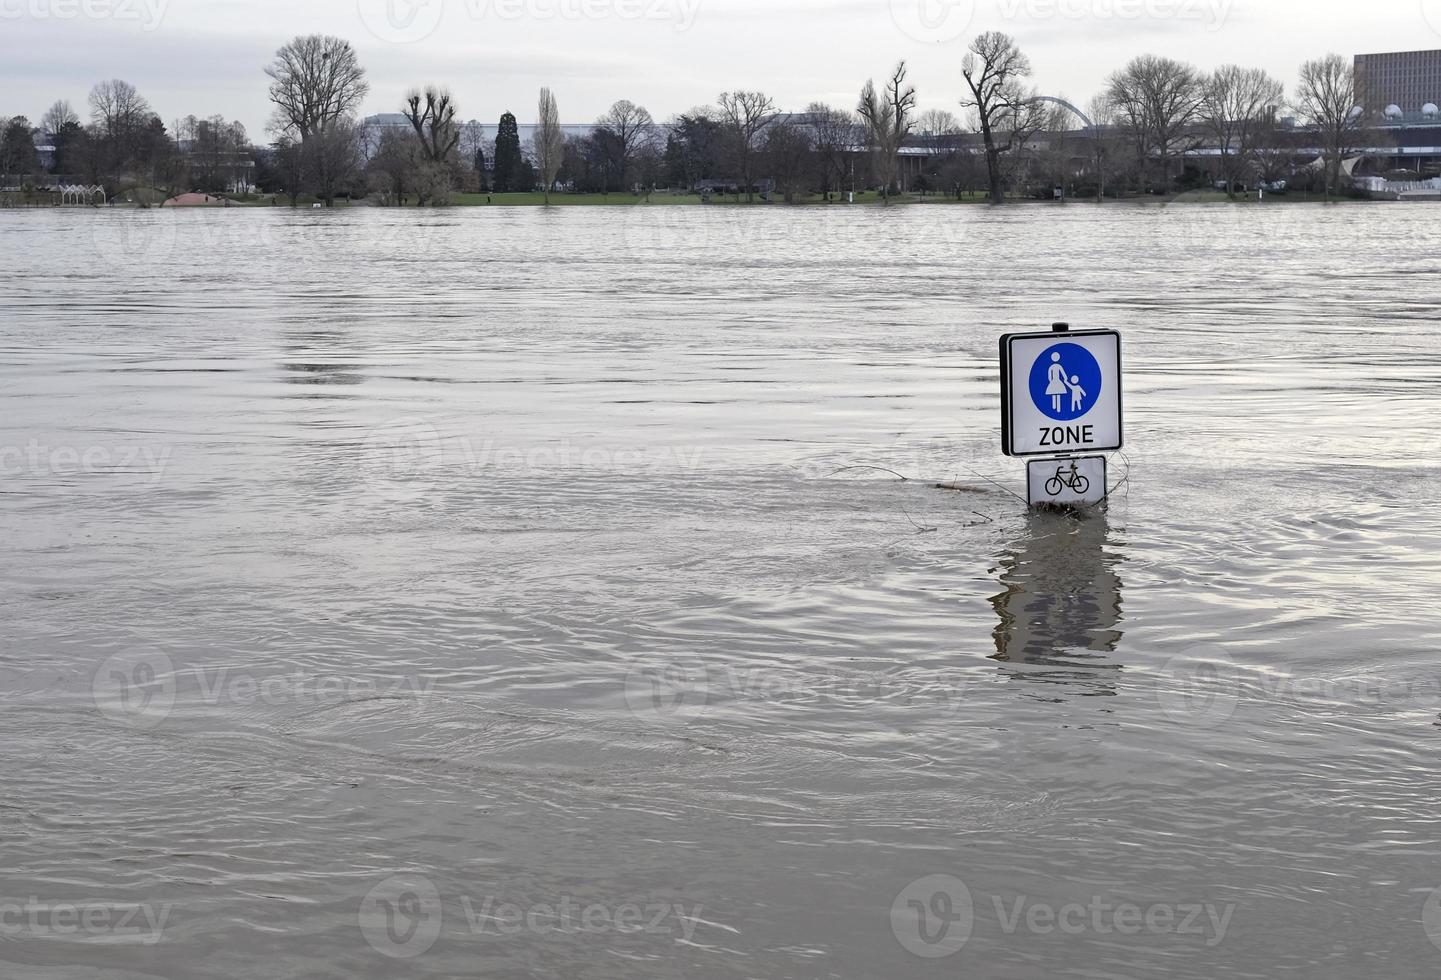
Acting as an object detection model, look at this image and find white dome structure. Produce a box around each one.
[1385,104,1404,119]
[1425,103,1439,118]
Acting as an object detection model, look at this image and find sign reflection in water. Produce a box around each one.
[989,512,1124,690]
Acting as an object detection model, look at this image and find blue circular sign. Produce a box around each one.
[1028,343,1102,422]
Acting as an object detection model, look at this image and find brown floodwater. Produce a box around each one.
[1,202,1440,978]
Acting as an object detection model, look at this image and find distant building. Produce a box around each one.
[33,134,55,171]
[175,138,256,195]
[1355,49,1441,115]
[360,114,592,156]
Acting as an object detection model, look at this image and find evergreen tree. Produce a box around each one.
[51,120,86,175]
[492,111,522,192]
[0,117,41,176]
[515,159,537,193]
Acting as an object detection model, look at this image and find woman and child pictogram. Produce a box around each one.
[1025,341,1104,424]
[1044,352,1087,414]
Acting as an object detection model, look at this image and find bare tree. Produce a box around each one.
[1200,66,1284,197]
[921,117,981,201]
[186,115,251,193]
[404,88,459,163]
[148,136,189,205]
[42,100,79,138]
[1106,55,1205,193]
[595,100,655,193]
[1084,93,1117,201]
[272,136,305,206]
[939,143,984,200]
[44,103,86,176]
[717,90,776,202]
[960,32,1046,204]
[1018,101,1080,198]
[459,120,486,179]
[88,79,151,137]
[805,102,857,201]
[913,110,960,197]
[1255,125,1301,190]
[266,35,369,141]
[1295,53,1366,200]
[87,79,153,185]
[857,61,917,201]
[533,87,564,202]
[306,118,361,206]
[917,109,960,138]
[401,88,459,205]
[366,127,421,205]
[763,118,814,203]
[856,80,893,195]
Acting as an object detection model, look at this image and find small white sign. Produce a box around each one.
[1027,456,1108,507]
[1002,330,1123,457]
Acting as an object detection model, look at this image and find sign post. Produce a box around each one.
[1001,323,1122,507]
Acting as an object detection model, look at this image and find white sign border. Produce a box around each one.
[1026,454,1109,507]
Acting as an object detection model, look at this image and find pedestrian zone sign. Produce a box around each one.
[1001,329,1123,458]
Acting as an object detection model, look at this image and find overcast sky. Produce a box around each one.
[4,0,1440,136]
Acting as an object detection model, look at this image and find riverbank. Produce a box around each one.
[444,189,1353,207]
[0,188,1377,209]
[435,190,981,206]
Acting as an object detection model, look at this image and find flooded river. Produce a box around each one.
[2,203,1440,978]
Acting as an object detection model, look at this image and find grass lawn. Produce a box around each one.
[0,191,61,206]
[4,186,1358,210]
[917,192,994,204]
[451,192,699,206]
[1127,188,1353,204]
[445,190,992,207]
[1151,189,1279,204]
[236,194,353,207]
